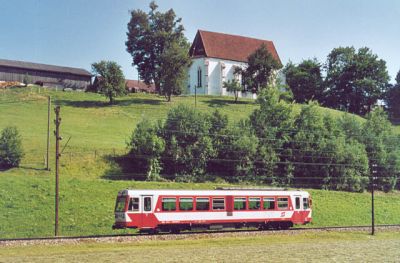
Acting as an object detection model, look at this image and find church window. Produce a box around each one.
[197,67,202,88]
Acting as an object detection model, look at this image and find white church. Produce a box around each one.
[187,30,281,99]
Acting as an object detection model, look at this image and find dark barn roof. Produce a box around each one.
[189,30,281,65]
[126,79,156,93]
[0,59,91,77]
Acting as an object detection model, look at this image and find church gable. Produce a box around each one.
[189,31,207,57]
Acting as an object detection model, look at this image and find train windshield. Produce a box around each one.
[115,197,126,212]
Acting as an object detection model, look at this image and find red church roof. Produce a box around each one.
[189,30,281,65]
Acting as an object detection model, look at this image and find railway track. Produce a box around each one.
[1,224,400,246]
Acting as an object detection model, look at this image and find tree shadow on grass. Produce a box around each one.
[0,165,48,172]
[55,97,163,108]
[101,154,147,181]
[204,98,255,108]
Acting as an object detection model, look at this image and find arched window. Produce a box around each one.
[197,67,202,88]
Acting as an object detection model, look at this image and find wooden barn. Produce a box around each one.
[0,59,92,89]
[125,79,156,93]
[91,77,156,93]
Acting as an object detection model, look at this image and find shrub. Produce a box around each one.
[362,108,400,192]
[249,87,294,185]
[161,105,215,180]
[127,119,165,181]
[0,126,24,169]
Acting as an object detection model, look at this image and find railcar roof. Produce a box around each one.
[118,189,309,196]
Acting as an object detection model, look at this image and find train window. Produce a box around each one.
[128,198,139,211]
[249,197,261,210]
[277,197,289,209]
[212,198,225,210]
[162,198,176,211]
[303,198,309,209]
[144,197,151,212]
[179,198,193,211]
[234,197,246,210]
[263,197,275,210]
[295,197,301,209]
[196,198,210,211]
[115,197,127,212]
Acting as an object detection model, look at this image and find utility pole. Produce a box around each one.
[194,85,197,108]
[371,163,377,236]
[46,96,51,170]
[54,106,61,236]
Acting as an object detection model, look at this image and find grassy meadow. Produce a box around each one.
[0,86,399,239]
[1,231,400,262]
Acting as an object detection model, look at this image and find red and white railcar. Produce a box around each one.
[112,189,312,232]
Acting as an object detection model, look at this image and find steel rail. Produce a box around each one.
[1,224,400,243]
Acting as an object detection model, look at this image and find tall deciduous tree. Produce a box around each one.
[385,69,400,119]
[324,47,389,115]
[126,1,190,100]
[242,44,281,93]
[158,40,191,101]
[91,61,126,104]
[283,59,324,103]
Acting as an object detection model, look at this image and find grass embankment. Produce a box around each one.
[0,87,399,238]
[1,232,400,262]
[0,87,258,167]
[1,171,400,238]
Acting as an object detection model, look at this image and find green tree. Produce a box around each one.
[384,69,400,120]
[283,59,324,103]
[324,47,389,115]
[207,110,230,177]
[242,43,281,93]
[158,40,191,101]
[128,119,165,181]
[0,126,24,169]
[216,121,258,182]
[289,103,369,191]
[223,79,242,103]
[161,105,215,181]
[126,1,190,99]
[249,87,294,185]
[91,61,126,104]
[362,108,400,192]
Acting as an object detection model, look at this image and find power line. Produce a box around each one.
[115,153,400,170]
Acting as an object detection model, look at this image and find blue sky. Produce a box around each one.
[1,0,399,82]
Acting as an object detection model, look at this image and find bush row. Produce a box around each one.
[127,88,400,192]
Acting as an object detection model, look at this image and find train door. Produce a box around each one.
[292,195,302,223]
[226,196,233,216]
[140,195,153,228]
[294,195,302,211]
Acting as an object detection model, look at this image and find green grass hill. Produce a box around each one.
[0,86,399,238]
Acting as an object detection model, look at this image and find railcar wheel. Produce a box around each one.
[279,222,293,230]
[171,228,180,234]
[149,228,159,234]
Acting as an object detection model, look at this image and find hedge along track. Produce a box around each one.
[1,224,400,247]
